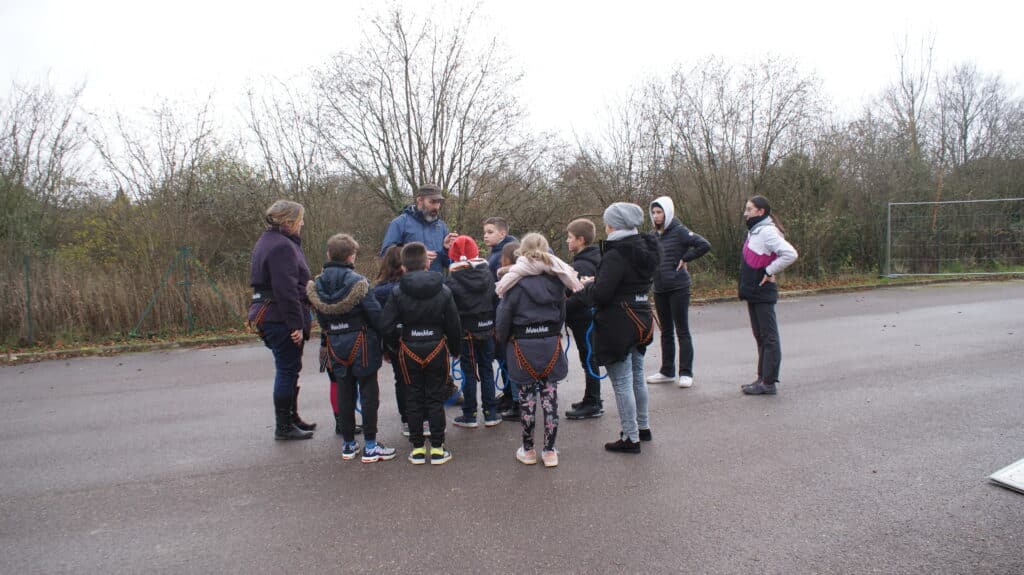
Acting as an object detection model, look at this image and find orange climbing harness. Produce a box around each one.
[397,337,449,387]
[622,300,657,347]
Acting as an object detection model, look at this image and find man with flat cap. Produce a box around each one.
[380,183,459,274]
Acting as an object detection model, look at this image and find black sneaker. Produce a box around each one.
[604,437,641,453]
[570,400,585,410]
[565,403,604,420]
[638,428,652,442]
[496,394,513,412]
[500,406,521,422]
[741,381,777,395]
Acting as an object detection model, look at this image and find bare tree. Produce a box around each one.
[246,77,328,204]
[0,80,90,255]
[574,85,670,208]
[659,56,821,259]
[91,97,219,249]
[884,35,935,163]
[934,63,1023,168]
[314,6,527,229]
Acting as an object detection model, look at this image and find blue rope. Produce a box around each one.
[493,358,510,392]
[446,357,465,406]
[584,317,609,380]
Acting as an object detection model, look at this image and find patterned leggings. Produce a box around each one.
[518,379,559,451]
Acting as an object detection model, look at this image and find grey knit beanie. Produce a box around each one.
[603,202,644,230]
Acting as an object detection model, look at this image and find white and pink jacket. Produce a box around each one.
[738,217,798,303]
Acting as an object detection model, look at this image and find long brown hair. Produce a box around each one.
[749,195,786,235]
[376,244,404,283]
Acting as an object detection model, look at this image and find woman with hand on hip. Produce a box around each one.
[738,196,798,396]
[646,196,711,388]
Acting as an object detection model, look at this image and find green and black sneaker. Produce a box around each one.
[408,446,427,465]
[429,444,452,465]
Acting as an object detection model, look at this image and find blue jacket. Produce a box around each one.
[380,205,451,273]
[307,263,383,377]
[649,196,711,293]
[487,234,519,279]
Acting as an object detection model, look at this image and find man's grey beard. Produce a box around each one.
[420,210,439,223]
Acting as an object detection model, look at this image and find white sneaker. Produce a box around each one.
[678,375,694,388]
[645,372,678,385]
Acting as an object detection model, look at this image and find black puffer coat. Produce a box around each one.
[578,233,659,365]
[445,259,498,339]
[566,245,601,324]
[650,196,711,293]
[379,270,462,357]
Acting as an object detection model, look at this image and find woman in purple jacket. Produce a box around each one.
[248,200,315,440]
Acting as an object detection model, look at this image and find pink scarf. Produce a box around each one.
[495,255,583,298]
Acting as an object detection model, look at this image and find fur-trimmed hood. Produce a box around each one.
[307,263,369,315]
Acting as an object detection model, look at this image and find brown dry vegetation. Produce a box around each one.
[3,10,1023,349]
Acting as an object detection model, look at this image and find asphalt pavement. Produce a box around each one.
[1,281,1022,574]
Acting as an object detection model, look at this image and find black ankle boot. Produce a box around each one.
[275,399,313,440]
[291,386,317,431]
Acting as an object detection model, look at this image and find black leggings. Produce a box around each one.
[654,289,693,377]
[747,301,781,384]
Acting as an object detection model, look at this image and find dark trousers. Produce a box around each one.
[460,336,497,417]
[334,369,380,442]
[567,317,602,406]
[400,344,449,447]
[747,301,781,384]
[386,353,408,423]
[261,321,303,402]
[654,289,694,377]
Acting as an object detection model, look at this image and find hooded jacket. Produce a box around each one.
[379,270,462,357]
[495,274,568,383]
[380,205,451,273]
[738,216,798,304]
[649,196,711,293]
[487,234,519,280]
[307,262,383,377]
[446,258,498,339]
[577,233,659,365]
[565,245,601,324]
[247,227,312,337]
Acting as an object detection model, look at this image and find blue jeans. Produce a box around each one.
[461,337,497,417]
[261,321,303,402]
[605,347,649,443]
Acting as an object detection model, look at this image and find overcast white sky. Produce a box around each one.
[2,0,1022,137]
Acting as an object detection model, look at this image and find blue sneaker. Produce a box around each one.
[453,414,479,428]
[362,442,397,463]
[483,412,501,427]
[341,441,361,460]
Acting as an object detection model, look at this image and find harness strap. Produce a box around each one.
[512,337,562,382]
[397,337,448,386]
[622,302,655,347]
[326,328,367,368]
[249,301,271,335]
